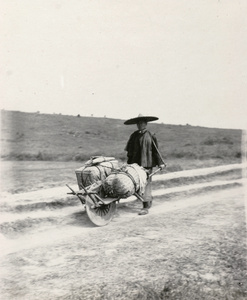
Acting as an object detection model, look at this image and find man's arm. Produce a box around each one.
[152,134,165,168]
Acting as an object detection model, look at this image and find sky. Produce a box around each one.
[1,0,247,129]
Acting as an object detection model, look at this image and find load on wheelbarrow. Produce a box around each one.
[66,156,163,226]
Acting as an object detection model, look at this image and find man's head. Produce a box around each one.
[137,120,147,131]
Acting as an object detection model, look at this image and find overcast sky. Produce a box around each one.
[1,0,247,129]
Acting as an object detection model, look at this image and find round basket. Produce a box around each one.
[102,165,140,198]
[75,160,118,188]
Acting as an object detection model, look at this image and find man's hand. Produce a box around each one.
[159,164,166,170]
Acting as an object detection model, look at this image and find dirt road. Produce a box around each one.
[0,165,246,299]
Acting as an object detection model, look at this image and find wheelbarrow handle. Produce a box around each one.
[66,184,86,205]
[149,164,166,178]
[66,184,105,208]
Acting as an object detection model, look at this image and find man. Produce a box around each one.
[124,114,165,215]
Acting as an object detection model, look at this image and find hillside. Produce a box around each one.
[0,110,242,165]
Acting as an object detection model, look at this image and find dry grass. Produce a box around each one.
[1,110,242,165]
[152,169,242,190]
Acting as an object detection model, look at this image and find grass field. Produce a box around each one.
[1,110,242,167]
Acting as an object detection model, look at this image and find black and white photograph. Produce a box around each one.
[0,1,247,299]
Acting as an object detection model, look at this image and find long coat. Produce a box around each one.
[125,129,162,168]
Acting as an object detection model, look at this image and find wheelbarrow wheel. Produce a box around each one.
[85,195,117,226]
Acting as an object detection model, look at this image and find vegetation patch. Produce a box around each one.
[203,136,234,145]
[1,110,242,165]
[153,169,242,189]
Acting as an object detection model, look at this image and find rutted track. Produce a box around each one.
[0,163,246,245]
[0,163,247,300]
[1,163,246,204]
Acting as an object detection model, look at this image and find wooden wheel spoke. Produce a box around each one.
[94,205,110,216]
[85,196,117,226]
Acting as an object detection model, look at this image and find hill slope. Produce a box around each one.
[1,110,242,164]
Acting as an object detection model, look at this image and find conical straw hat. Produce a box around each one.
[124,113,158,125]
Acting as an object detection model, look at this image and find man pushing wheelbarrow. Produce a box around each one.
[124,113,166,215]
[67,113,165,226]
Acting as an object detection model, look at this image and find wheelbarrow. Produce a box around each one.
[66,167,163,226]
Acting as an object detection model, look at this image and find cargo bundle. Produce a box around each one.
[102,163,147,198]
[68,157,165,226]
[75,156,118,189]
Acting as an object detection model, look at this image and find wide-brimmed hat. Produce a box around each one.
[124,113,159,125]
